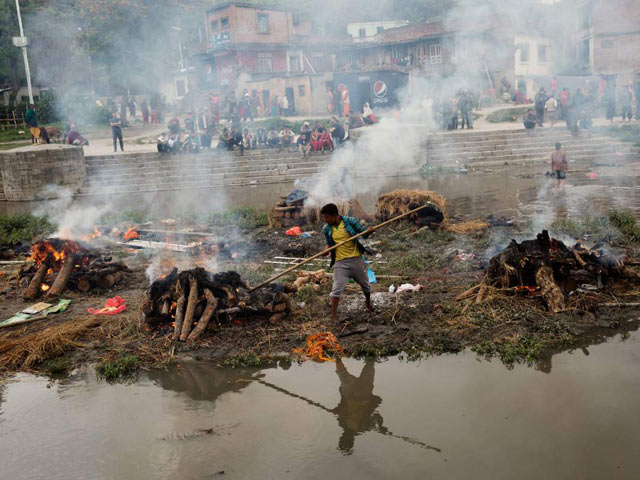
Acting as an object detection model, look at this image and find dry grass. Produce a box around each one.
[0,305,172,374]
[443,220,490,234]
[375,189,447,221]
[0,317,101,371]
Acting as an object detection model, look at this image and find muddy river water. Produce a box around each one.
[2,332,640,479]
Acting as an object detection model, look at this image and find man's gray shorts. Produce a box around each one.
[330,257,371,298]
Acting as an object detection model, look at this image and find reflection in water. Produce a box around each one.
[256,358,440,455]
[333,359,382,454]
[3,334,640,479]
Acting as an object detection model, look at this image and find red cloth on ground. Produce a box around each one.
[88,296,127,315]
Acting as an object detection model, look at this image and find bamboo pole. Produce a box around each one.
[248,204,433,292]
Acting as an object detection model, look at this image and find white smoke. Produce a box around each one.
[33,185,112,240]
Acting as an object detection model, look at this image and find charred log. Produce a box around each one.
[24,256,51,300]
[180,277,199,342]
[187,289,218,342]
[47,254,76,297]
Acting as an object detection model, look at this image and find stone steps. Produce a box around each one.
[84,155,329,174]
[85,160,328,181]
[428,147,629,164]
[427,138,622,153]
[83,164,325,188]
[77,167,321,196]
[84,147,306,163]
[76,127,639,197]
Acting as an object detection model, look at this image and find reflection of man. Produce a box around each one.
[331,358,384,454]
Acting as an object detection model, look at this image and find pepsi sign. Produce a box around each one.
[373,80,388,104]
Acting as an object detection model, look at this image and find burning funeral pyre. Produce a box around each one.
[19,238,131,300]
[485,230,640,312]
[142,268,293,341]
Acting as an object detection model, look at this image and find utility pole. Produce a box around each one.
[12,0,34,104]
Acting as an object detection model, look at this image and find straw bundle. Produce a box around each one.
[375,189,447,223]
[304,198,371,225]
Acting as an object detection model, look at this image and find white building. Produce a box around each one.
[514,34,553,97]
[347,21,409,42]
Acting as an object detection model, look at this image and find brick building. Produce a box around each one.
[192,2,349,114]
[574,0,640,86]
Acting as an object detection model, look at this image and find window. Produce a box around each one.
[602,39,614,48]
[257,13,269,34]
[537,45,548,63]
[176,80,186,97]
[257,53,273,73]
[520,43,529,63]
[289,55,300,72]
[311,53,324,72]
[220,17,229,29]
[210,20,219,32]
[376,26,384,35]
[578,38,590,65]
[358,28,366,39]
[430,44,442,64]
[298,85,306,96]
[416,45,427,65]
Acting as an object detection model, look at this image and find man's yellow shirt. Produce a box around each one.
[332,220,360,262]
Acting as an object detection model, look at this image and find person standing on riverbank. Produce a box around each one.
[321,203,375,325]
[25,104,49,144]
[110,111,124,152]
[550,142,567,190]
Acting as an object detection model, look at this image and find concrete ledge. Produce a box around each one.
[0,144,86,201]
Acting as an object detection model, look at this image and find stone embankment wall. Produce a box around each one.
[0,145,86,201]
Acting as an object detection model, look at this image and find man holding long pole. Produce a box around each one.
[320,203,375,324]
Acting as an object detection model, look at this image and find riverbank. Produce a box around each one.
[2,209,639,380]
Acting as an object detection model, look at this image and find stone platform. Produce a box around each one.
[0,144,85,201]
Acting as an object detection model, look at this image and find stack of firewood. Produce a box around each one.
[143,268,294,339]
[485,230,640,312]
[20,239,130,300]
[269,195,307,228]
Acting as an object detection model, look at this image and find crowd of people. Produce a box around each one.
[157,113,348,157]
[521,80,638,136]
[432,89,478,130]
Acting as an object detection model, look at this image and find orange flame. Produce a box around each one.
[513,286,541,293]
[82,226,102,242]
[124,227,140,241]
[40,283,50,292]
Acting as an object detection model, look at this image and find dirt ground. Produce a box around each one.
[2,219,640,379]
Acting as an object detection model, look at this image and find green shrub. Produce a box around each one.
[0,214,55,245]
[96,354,141,382]
[486,106,529,123]
[207,207,268,230]
[609,210,640,243]
[44,357,71,376]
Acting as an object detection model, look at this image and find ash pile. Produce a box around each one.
[487,230,640,312]
[143,268,293,341]
[17,238,131,300]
